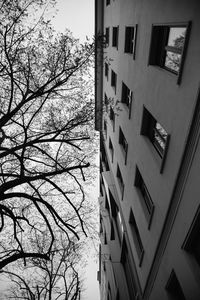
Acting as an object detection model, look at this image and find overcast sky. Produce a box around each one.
[52,1,99,300]
[52,0,94,42]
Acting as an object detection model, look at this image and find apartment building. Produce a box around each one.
[95,0,200,299]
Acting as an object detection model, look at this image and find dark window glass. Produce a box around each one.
[135,167,154,227]
[117,164,124,195]
[121,82,132,108]
[119,127,128,159]
[109,138,114,162]
[125,26,135,54]
[105,63,109,79]
[111,70,117,92]
[112,26,119,48]
[129,210,144,265]
[105,27,109,45]
[121,241,138,299]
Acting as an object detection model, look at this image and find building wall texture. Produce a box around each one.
[95,0,200,299]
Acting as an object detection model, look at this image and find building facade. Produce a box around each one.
[95,0,200,299]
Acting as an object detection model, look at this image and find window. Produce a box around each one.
[141,107,170,172]
[104,93,108,112]
[105,63,109,80]
[109,106,115,130]
[108,190,124,243]
[106,0,110,6]
[103,120,107,139]
[121,82,132,110]
[129,209,144,265]
[111,70,117,93]
[105,27,109,45]
[109,138,114,162]
[149,22,191,84]
[116,164,124,196]
[100,138,109,171]
[165,270,186,300]
[124,25,138,58]
[182,206,200,267]
[119,127,128,164]
[121,241,138,299]
[135,167,154,228]
[112,26,119,48]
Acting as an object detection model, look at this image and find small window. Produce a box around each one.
[116,164,124,196]
[119,127,128,164]
[106,0,110,6]
[182,205,200,268]
[165,270,186,300]
[112,26,119,48]
[121,241,139,299]
[121,82,132,118]
[109,106,115,130]
[124,25,138,59]
[135,166,154,228]
[105,63,109,80]
[111,70,117,93]
[103,120,107,139]
[149,22,191,84]
[109,138,114,162]
[141,107,170,172]
[104,93,108,112]
[129,209,144,266]
[105,27,109,45]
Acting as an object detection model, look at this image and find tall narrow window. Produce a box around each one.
[105,27,109,45]
[105,63,109,80]
[141,107,170,172]
[109,138,114,162]
[103,120,107,139]
[116,164,124,196]
[121,82,132,108]
[135,166,154,228]
[104,93,108,112]
[109,106,115,130]
[124,25,137,58]
[149,22,191,84]
[111,70,117,93]
[112,26,119,48]
[129,209,144,265]
[165,270,186,300]
[121,241,138,299]
[119,127,128,164]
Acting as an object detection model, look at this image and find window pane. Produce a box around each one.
[167,27,186,50]
[165,52,182,73]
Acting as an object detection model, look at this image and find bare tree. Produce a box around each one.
[1,234,85,300]
[0,0,96,269]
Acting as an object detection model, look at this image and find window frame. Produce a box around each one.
[116,164,124,198]
[112,26,119,49]
[105,27,110,46]
[119,126,128,164]
[148,21,191,84]
[109,138,114,163]
[140,106,170,173]
[129,209,144,266]
[109,106,115,131]
[124,24,138,59]
[105,62,109,80]
[134,166,154,229]
[111,70,117,93]
[121,82,133,118]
